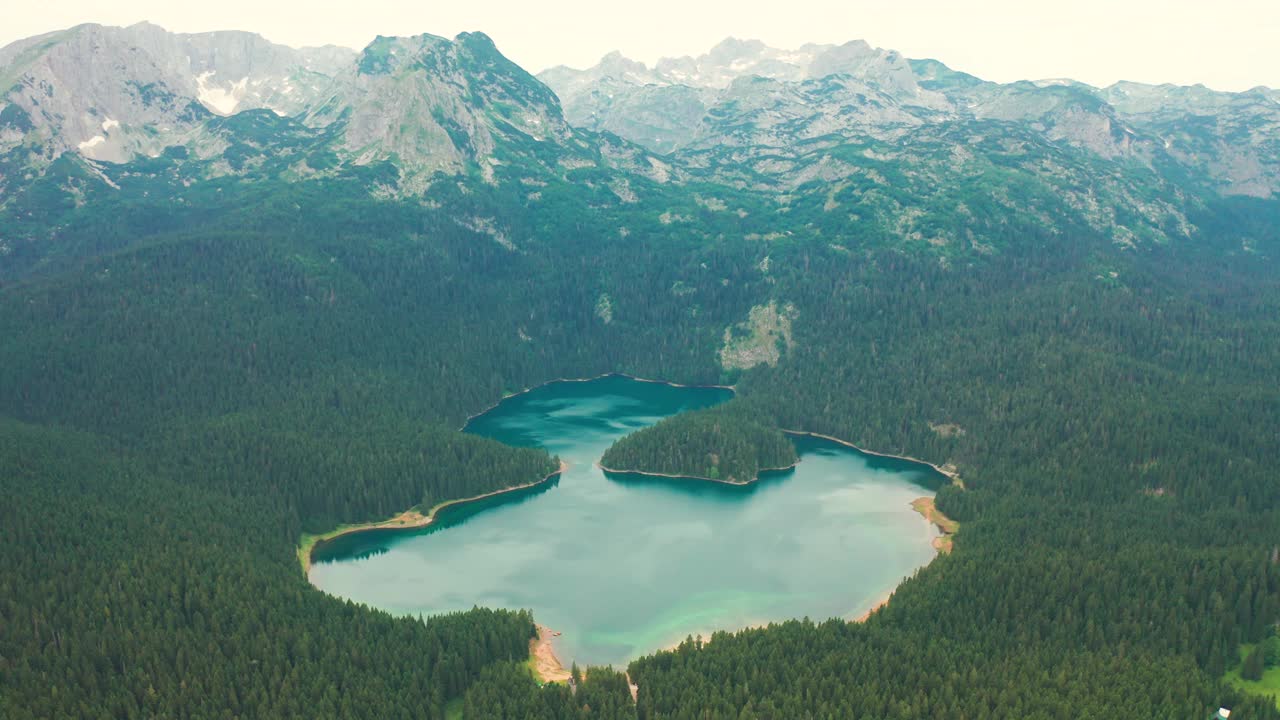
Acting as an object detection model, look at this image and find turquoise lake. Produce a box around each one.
[309,375,943,667]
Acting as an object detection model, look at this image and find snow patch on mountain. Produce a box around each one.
[197,72,249,115]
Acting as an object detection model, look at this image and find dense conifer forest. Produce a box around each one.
[1,178,1278,718]
[600,406,798,483]
[0,417,538,720]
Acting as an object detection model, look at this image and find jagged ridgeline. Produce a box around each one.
[600,404,797,483]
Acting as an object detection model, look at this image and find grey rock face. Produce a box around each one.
[539,38,950,155]
[542,38,1279,199]
[0,22,353,163]
[1099,82,1280,197]
[1,20,1277,243]
[0,24,612,197]
[919,70,1280,197]
[534,37,1280,250]
[304,32,578,190]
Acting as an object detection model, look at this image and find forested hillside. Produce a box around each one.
[0,178,767,717]
[1,177,1276,717]
[0,416,539,720]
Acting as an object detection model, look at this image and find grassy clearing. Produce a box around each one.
[528,624,572,684]
[1224,644,1280,709]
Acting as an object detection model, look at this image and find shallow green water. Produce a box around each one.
[310,376,942,667]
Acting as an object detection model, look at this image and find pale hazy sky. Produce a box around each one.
[3,0,1278,91]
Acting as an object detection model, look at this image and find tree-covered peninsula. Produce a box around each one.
[600,406,798,483]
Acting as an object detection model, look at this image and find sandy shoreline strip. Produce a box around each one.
[531,624,571,683]
[853,592,895,623]
[852,497,959,622]
[910,496,959,553]
[300,460,569,576]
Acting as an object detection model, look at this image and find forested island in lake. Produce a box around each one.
[599,405,799,483]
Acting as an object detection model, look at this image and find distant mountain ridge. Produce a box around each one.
[0,23,618,195]
[0,22,353,163]
[1,24,1278,270]
[538,38,946,154]
[540,38,1280,198]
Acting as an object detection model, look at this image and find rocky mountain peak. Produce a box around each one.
[0,24,597,195]
[355,33,448,75]
[807,40,923,98]
[705,37,768,62]
[304,31,578,191]
[596,51,658,82]
[0,23,353,163]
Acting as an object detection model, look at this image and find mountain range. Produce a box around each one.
[541,36,1280,201]
[1,23,1278,272]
